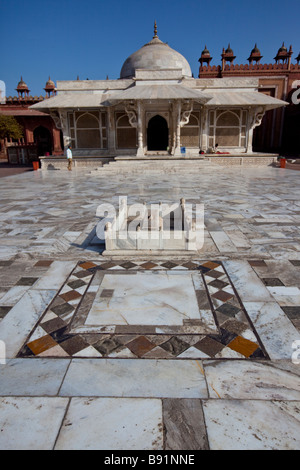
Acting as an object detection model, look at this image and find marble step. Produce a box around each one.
[108,159,210,164]
[92,168,212,176]
[91,159,213,175]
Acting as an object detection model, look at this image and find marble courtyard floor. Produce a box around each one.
[0,163,300,450]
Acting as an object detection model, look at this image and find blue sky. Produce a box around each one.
[1,0,300,97]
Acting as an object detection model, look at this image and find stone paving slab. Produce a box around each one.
[0,395,299,450]
[203,359,300,400]
[1,357,299,401]
[0,166,299,261]
[0,358,70,396]
[0,167,300,449]
[203,399,300,450]
[0,359,299,449]
[59,358,208,398]
[0,397,68,450]
[54,397,164,451]
[0,356,299,449]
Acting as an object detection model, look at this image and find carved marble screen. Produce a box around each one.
[180,112,200,148]
[68,111,107,149]
[116,113,137,149]
[208,109,248,149]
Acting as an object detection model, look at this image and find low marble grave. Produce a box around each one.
[103,199,202,254]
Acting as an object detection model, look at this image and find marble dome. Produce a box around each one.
[120,27,192,79]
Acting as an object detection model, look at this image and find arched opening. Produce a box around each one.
[147,115,169,151]
[33,126,52,156]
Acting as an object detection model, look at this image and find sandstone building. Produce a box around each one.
[198,43,300,154]
[0,77,63,162]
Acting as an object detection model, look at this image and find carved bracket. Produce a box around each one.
[50,111,62,130]
[180,100,193,127]
[125,103,138,128]
[250,106,266,129]
[58,110,69,132]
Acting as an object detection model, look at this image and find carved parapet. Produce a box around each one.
[199,61,300,76]
[199,65,221,73]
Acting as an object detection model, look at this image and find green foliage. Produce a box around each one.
[0,114,23,140]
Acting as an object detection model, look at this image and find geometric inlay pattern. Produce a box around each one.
[18,260,268,360]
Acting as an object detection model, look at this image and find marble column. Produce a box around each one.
[107,107,116,154]
[201,108,209,152]
[246,107,266,153]
[124,101,143,157]
[136,101,144,157]
[174,101,182,156]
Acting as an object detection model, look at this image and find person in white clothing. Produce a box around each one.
[66,146,72,171]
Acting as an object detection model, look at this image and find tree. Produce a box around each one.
[0,114,23,141]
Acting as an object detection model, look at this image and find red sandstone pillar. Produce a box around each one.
[25,128,34,145]
[52,128,63,155]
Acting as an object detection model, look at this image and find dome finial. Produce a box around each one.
[154,20,158,38]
